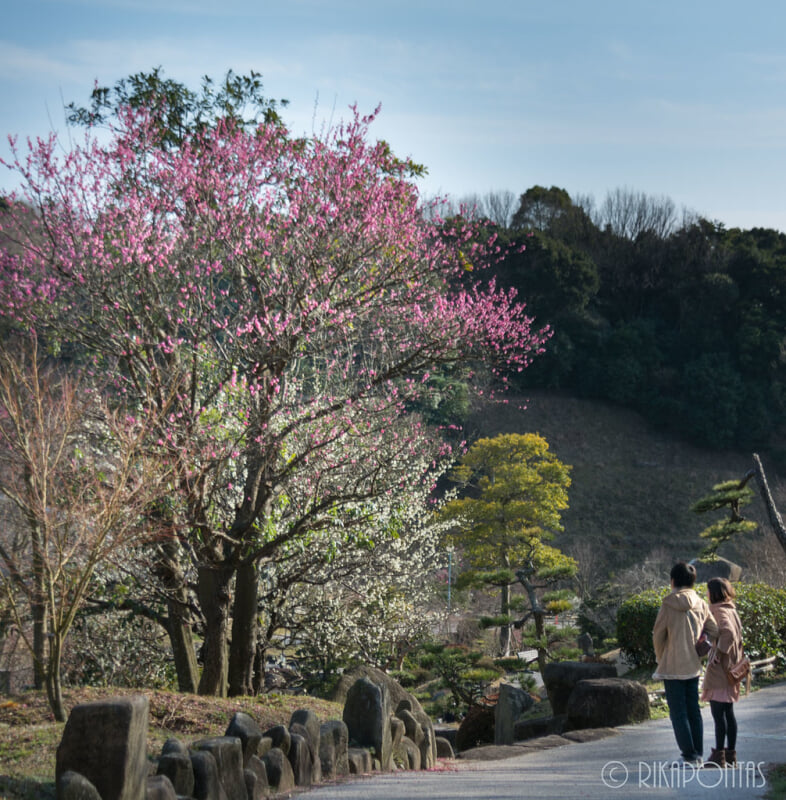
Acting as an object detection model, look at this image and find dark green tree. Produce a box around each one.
[66,66,288,147]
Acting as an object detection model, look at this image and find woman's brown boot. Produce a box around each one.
[704,748,726,768]
[724,749,737,767]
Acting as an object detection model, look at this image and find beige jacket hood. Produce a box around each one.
[652,588,718,680]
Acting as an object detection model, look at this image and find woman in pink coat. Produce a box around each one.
[701,577,744,768]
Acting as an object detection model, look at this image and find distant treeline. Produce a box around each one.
[458,186,786,462]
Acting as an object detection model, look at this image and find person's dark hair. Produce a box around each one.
[670,561,697,588]
[707,577,736,604]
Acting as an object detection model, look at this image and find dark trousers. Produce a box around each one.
[663,677,703,759]
[710,700,737,750]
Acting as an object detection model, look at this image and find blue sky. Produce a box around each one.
[2,0,785,232]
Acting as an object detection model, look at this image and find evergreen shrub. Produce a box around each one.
[616,582,786,668]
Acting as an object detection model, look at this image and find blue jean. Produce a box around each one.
[663,677,703,759]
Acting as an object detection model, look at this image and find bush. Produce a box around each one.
[616,587,668,667]
[616,582,786,668]
[734,583,786,666]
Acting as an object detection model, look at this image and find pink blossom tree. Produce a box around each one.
[0,99,549,695]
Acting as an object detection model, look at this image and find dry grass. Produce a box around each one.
[471,391,786,576]
[0,686,343,799]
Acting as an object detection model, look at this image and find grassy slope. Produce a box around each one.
[468,390,786,575]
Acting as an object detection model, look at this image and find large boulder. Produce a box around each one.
[343,677,393,771]
[566,678,650,730]
[55,695,149,800]
[542,661,617,715]
[334,665,436,767]
[691,556,743,583]
[494,682,535,745]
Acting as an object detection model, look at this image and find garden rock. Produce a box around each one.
[494,682,535,745]
[245,754,269,795]
[161,738,189,757]
[566,678,650,730]
[243,766,265,800]
[287,731,312,787]
[334,665,436,767]
[514,714,566,741]
[542,661,617,715]
[577,632,595,657]
[389,715,405,754]
[263,724,290,756]
[156,751,194,797]
[290,713,321,784]
[417,724,435,770]
[435,736,455,759]
[261,747,295,793]
[56,694,149,800]
[347,747,373,774]
[319,719,349,779]
[395,736,421,770]
[343,677,392,771]
[396,708,423,747]
[691,556,742,583]
[191,737,245,800]
[145,775,177,800]
[190,750,227,800]
[433,725,457,750]
[225,712,263,766]
[58,771,102,800]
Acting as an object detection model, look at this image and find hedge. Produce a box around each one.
[616,582,786,668]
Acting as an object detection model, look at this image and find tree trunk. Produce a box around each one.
[45,634,66,722]
[252,639,266,695]
[155,538,199,693]
[196,564,232,697]
[228,561,258,697]
[165,593,200,694]
[31,597,46,691]
[753,453,786,556]
[499,582,512,656]
[28,505,46,690]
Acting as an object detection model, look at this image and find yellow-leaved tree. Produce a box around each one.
[439,433,576,667]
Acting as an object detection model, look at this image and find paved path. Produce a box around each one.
[306,682,786,800]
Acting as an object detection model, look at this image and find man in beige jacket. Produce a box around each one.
[652,561,718,766]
